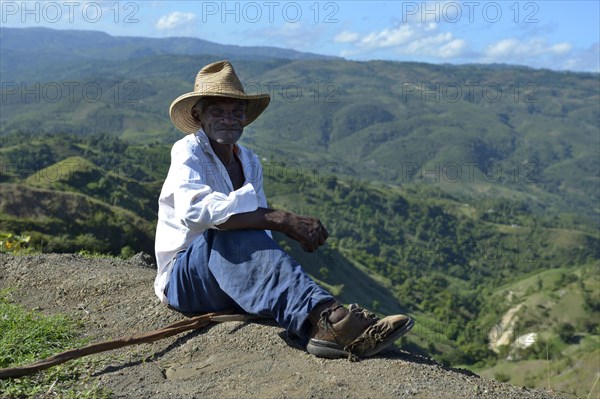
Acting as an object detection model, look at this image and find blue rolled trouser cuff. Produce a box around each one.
[165,229,334,343]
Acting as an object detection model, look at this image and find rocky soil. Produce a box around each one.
[0,253,562,398]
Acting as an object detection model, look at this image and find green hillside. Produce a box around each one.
[1,29,598,219]
[477,264,599,398]
[0,183,154,255]
[23,155,159,220]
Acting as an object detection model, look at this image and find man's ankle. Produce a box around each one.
[308,300,347,325]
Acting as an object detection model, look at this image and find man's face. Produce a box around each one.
[193,97,247,145]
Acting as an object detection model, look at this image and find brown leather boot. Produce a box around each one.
[307,303,414,360]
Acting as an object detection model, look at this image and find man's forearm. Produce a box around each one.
[215,207,329,253]
[215,208,288,232]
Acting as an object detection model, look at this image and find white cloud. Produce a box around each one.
[484,38,520,58]
[155,11,196,31]
[360,25,416,48]
[400,33,466,59]
[561,43,600,72]
[483,38,572,59]
[334,31,360,44]
[476,37,599,71]
[550,42,572,55]
[438,39,467,58]
[335,18,466,60]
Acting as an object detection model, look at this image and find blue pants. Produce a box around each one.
[165,229,334,342]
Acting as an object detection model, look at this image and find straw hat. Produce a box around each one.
[169,60,271,134]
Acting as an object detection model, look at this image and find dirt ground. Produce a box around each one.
[0,253,561,398]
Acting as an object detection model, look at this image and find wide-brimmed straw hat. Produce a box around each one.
[169,60,271,134]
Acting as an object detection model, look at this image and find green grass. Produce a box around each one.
[0,290,110,398]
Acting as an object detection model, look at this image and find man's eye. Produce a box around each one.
[207,107,244,118]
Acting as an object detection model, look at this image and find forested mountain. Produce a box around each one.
[0,27,598,396]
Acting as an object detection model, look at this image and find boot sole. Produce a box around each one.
[306,339,349,359]
[307,317,415,359]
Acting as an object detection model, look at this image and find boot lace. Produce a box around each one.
[321,304,379,361]
[318,303,345,332]
[348,304,379,322]
[344,304,383,358]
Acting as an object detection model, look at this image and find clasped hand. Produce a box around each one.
[283,214,329,253]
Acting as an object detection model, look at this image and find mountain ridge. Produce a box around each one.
[0,26,341,62]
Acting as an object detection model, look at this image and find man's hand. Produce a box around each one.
[281,214,329,252]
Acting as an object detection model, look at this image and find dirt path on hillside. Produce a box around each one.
[0,253,561,399]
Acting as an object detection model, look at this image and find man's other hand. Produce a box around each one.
[283,214,329,252]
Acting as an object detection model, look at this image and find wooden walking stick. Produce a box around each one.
[0,312,254,379]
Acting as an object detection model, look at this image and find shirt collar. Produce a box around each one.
[194,129,211,151]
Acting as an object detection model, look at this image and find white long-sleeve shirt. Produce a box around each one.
[154,129,268,303]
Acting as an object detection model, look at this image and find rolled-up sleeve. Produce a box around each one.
[175,181,259,231]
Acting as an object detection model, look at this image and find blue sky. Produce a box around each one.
[1,1,599,72]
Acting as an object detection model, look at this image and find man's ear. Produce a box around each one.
[191,108,201,123]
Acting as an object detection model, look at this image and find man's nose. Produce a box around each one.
[220,112,239,123]
[220,116,236,126]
